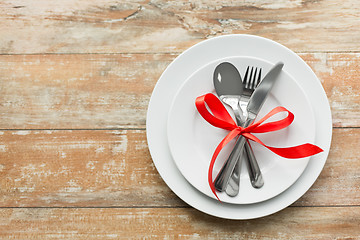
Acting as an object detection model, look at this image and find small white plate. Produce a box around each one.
[167,56,315,204]
[146,34,332,219]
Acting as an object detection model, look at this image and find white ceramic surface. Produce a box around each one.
[146,34,332,219]
[167,56,315,204]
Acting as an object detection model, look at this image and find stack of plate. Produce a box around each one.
[146,35,332,220]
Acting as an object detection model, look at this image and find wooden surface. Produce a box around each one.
[1,0,359,239]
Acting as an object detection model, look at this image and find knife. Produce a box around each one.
[214,62,284,192]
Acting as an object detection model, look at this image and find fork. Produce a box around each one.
[235,67,264,188]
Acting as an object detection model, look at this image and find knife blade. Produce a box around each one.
[247,62,284,116]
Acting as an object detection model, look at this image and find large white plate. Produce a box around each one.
[146,34,332,219]
[167,56,315,204]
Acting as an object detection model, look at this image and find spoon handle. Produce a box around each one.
[214,133,248,192]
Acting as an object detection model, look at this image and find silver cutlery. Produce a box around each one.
[214,62,284,194]
[226,66,265,196]
[212,62,263,196]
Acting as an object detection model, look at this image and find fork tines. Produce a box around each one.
[244,66,262,89]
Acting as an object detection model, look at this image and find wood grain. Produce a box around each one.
[0,207,359,239]
[1,53,359,129]
[0,54,174,129]
[302,53,360,128]
[0,128,358,207]
[1,0,360,237]
[1,0,360,54]
[0,129,181,207]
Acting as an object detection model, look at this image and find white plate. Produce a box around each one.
[167,56,315,204]
[146,34,332,219]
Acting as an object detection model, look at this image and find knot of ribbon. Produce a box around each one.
[195,93,323,201]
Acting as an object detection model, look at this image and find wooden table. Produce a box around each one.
[1,0,359,239]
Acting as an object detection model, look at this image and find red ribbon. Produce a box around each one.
[195,93,323,201]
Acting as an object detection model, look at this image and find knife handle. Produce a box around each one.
[244,140,264,188]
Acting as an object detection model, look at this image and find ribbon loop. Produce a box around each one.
[195,93,323,201]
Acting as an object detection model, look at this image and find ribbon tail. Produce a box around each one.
[244,133,323,159]
[266,144,323,159]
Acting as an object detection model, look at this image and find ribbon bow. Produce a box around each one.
[195,93,323,201]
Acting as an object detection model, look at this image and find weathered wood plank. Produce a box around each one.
[294,128,360,206]
[0,53,359,128]
[0,207,359,239]
[0,54,174,129]
[0,129,359,207]
[0,129,182,207]
[301,53,360,128]
[1,0,360,53]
